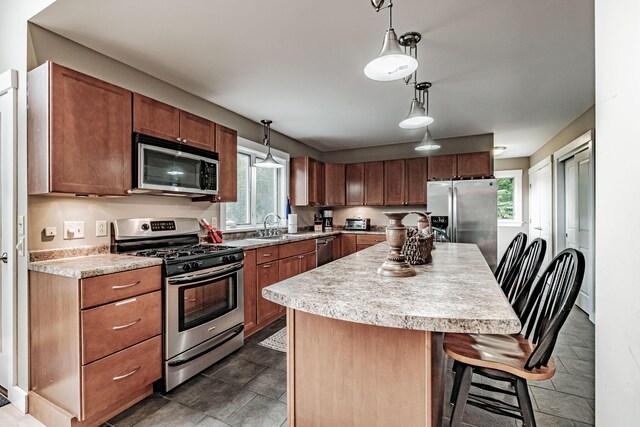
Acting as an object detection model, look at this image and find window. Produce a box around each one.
[222,138,289,230]
[495,169,523,227]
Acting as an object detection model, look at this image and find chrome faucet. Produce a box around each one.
[261,213,282,237]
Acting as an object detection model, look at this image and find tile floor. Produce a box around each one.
[104,307,594,427]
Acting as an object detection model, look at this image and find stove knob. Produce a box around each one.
[141,223,150,231]
[182,263,191,271]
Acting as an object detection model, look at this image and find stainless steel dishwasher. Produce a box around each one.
[316,236,335,266]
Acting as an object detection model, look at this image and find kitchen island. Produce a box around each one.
[263,242,521,427]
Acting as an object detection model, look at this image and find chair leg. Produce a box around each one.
[450,364,473,427]
[515,378,536,427]
[449,361,464,404]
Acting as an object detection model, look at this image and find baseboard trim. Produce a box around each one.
[9,386,28,412]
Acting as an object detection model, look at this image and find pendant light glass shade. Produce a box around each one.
[415,129,440,151]
[254,119,283,169]
[399,98,434,129]
[254,152,283,168]
[365,29,418,82]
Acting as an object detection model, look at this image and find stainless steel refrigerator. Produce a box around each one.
[427,179,498,270]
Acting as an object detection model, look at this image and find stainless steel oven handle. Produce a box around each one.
[168,262,243,285]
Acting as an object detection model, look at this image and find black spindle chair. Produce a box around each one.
[502,238,547,314]
[494,232,527,288]
[444,249,585,427]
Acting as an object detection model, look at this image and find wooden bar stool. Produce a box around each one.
[444,249,585,427]
[494,232,527,287]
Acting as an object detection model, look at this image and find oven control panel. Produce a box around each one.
[149,220,177,232]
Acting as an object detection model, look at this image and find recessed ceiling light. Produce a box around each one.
[493,146,507,156]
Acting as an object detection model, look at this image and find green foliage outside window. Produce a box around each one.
[497,177,514,220]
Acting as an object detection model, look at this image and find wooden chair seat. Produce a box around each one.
[444,333,556,381]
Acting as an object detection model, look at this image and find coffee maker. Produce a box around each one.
[322,209,333,232]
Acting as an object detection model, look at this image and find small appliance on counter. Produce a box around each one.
[314,214,323,232]
[322,209,333,232]
[288,213,298,234]
[344,217,371,231]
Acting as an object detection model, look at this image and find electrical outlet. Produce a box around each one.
[63,221,85,240]
[44,227,57,237]
[211,217,218,229]
[96,220,108,237]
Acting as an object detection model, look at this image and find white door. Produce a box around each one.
[529,160,553,270]
[562,148,594,318]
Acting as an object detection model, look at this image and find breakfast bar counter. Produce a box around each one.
[263,243,521,427]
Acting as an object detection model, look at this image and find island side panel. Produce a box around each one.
[288,309,444,427]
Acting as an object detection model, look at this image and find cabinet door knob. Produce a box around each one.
[182,139,188,143]
[176,138,181,142]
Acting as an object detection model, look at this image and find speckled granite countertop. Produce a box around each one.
[263,243,521,334]
[223,230,385,250]
[28,254,163,279]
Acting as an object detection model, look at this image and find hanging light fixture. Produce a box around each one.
[415,128,440,151]
[254,120,283,169]
[364,0,418,82]
[400,81,434,129]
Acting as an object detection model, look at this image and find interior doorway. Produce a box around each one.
[555,131,595,322]
[529,157,553,270]
[0,69,18,394]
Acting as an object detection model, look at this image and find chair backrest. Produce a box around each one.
[494,232,527,287]
[504,238,547,318]
[520,248,585,370]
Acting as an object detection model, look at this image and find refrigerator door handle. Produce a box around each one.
[452,186,458,242]
[448,186,454,241]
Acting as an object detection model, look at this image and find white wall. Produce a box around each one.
[595,0,640,423]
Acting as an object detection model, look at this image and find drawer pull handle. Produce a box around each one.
[112,318,141,330]
[263,253,272,257]
[112,366,141,381]
[112,281,140,290]
[263,264,272,268]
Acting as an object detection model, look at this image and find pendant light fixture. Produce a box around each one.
[364,0,418,82]
[254,120,283,169]
[415,128,440,151]
[492,146,507,156]
[400,81,434,129]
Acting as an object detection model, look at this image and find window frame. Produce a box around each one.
[495,169,523,227]
[220,137,290,232]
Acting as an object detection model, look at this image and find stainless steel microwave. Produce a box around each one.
[132,132,219,196]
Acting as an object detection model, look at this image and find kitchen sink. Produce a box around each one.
[245,235,300,241]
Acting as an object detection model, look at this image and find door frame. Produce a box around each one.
[553,130,595,322]
[0,69,18,400]
[528,156,554,266]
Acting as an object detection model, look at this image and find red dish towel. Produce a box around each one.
[199,219,223,244]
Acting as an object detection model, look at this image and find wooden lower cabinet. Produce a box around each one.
[29,267,162,427]
[257,261,280,324]
[243,250,258,336]
[356,234,387,252]
[341,234,357,257]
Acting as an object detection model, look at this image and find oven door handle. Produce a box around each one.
[167,262,243,285]
[167,324,245,367]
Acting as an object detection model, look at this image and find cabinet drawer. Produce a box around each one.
[81,266,161,309]
[81,335,161,420]
[81,291,162,364]
[279,239,316,259]
[356,234,387,246]
[257,246,279,264]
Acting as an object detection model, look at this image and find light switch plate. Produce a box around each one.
[64,221,85,240]
[96,220,108,237]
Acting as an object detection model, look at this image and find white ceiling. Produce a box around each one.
[30,0,594,157]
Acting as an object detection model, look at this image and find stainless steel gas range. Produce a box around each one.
[112,218,244,391]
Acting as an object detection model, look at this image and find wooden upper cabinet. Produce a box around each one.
[324,163,346,206]
[345,163,365,206]
[405,157,428,205]
[291,157,325,206]
[364,161,384,206]
[133,93,180,142]
[133,93,215,151]
[384,160,406,205]
[216,125,238,203]
[428,155,458,180]
[457,151,492,178]
[180,110,215,151]
[28,62,132,196]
